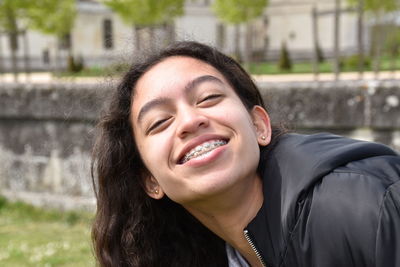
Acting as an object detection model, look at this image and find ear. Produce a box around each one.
[251,105,272,146]
[144,175,165,200]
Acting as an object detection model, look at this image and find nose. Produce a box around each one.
[176,106,209,139]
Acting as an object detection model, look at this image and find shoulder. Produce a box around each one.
[314,154,400,224]
[260,133,400,266]
[288,155,400,266]
[308,155,400,229]
[261,133,399,227]
[275,135,400,266]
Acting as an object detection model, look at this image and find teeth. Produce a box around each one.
[181,140,227,164]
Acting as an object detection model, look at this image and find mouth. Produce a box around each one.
[178,139,228,164]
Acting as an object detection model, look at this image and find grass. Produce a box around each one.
[249,56,400,75]
[51,54,400,77]
[0,196,95,267]
[56,62,130,78]
[249,61,333,75]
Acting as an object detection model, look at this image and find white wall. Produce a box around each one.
[267,0,358,59]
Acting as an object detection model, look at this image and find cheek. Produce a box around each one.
[137,135,172,173]
[232,109,257,136]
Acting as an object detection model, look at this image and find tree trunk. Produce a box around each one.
[23,30,31,83]
[55,38,62,73]
[312,6,319,81]
[333,0,341,81]
[216,22,225,51]
[0,34,4,82]
[166,21,175,45]
[6,7,19,82]
[8,31,18,82]
[388,18,397,79]
[243,21,253,69]
[389,44,397,79]
[357,0,364,79]
[234,24,241,62]
[149,26,155,51]
[134,25,141,53]
[372,11,383,80]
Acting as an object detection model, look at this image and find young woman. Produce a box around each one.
[92,41,400,267]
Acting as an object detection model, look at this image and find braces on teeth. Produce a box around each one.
[182,140,226,163]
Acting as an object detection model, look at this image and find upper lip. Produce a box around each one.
[176,134,229,164]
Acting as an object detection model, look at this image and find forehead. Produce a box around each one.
[133,56,226,98]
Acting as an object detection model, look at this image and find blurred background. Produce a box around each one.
[0,0,399,266]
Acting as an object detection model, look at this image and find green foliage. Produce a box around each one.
[278,41,292,71]
[346,0,398,12]
[67,55,85,73]
[316,45,325,63]
[65,211,80,226]
[343,54,371,69]
[26,0,76,36]
[213,0,268,24]
[0,196,7,210]
[110,62,130,73]
[0,0,76,36]
[385,26,400,56]
[102,0,185,26]
[0,0,29,31]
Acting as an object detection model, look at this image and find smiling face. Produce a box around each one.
[131,56,271,207]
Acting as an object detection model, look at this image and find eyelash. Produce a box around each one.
[147,118,170,134]
[198,94,222,104]
[146,94,222,134]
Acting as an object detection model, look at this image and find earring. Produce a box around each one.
[261,136,266,140]
[154,189,159,194]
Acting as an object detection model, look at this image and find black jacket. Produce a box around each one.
[245,133,400,267]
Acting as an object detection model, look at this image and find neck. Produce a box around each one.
[183,174,264,266]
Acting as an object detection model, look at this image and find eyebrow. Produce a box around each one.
[136,75,224,123]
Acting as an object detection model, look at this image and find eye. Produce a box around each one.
[146,117,171,134]
[197,94,223,105]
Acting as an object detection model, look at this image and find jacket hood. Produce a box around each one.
[248,133,398,266]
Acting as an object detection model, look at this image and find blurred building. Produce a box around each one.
[267,0,360,60]
[0,0,371,71]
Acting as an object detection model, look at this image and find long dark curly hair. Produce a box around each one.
[91,41,284,267]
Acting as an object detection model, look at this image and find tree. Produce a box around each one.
[26,0,76,71]
[356,0,365,79]
[213,0,268,65]
[0,0,76,79]
[333,0,341,81]
[0,0,29,81]
[311,5,321,80]
[347,0,399,78]
[384,24,400,77]
[278,41,292,71]
[102,0,185,52]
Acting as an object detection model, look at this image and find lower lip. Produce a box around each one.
[181,144,227,168]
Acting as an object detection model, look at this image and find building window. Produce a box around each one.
[42,49,50,65]
[59,33,71,50]
[103,19,113,49]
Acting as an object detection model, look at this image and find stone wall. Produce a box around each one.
[1,80,399,210]
[0,83,109,211]
[261,80,400,148]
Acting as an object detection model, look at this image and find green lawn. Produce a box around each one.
[0,197,95,267]
[249,56,400,75]
[249,61,333,74]
[51,54,400,78]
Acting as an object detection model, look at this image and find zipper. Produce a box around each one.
[243,229,267,267]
